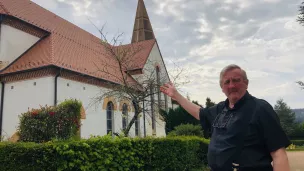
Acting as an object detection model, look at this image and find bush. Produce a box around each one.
[168,124,204,137]
[161,106,200,134]
[0,136,209,171]
[291,140,304,146]
[18,99,82,143]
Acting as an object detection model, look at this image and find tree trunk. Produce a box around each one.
[123,99,140,137]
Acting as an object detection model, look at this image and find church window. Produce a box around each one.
[107,101,114,135]
[122,103,128,130]
[135,116,139,136]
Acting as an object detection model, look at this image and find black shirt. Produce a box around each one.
[199,91,291,170]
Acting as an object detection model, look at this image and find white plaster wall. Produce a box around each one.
[1,75,144,139]
[57,78,141,138]
[1,77,54,139]
[0,24,39,66]
[140,43,172,137]
[57,78,106,138]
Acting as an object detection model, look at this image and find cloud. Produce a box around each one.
[152,0,187,21]
[31,0,304,108]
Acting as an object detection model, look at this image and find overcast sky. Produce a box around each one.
[31,0,304,109]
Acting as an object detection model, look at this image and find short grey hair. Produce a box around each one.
[219,64,248,86]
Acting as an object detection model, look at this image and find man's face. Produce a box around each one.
[221,68,248,104]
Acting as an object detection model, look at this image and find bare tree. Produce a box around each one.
[296,3,304,90]
[88,25,189,137]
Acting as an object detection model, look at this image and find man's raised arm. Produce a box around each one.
[160,82,201,120]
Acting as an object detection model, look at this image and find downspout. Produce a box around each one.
[143,100,146,137]
[54,70,61,106]
[0,15,4,139]
[0,82,4,139]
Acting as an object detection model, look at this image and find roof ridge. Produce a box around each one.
[0,1,10,14]
[115,39,156,48]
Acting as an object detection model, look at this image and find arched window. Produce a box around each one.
[135,116,139,136]
[107,102,114,135]
[122,103,128,130]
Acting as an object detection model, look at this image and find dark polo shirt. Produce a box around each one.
[199,91,291,170]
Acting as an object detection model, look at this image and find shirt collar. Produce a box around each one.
[224,90,251,110]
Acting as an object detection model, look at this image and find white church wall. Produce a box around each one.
[139,43,172,137]
[143,105,154,137]
[148,43,172,111]
[0,24,39,69]
[1,75,144,139]
[57,78,139,138]
[1,77,54,139]
[57,77,106,138]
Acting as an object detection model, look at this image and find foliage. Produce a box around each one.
[163,98,216,135]
[286,145,304,151]
[163,103,200,134]
[0,136,209,171]
[205,97,216,108]
[274,99,296,136]
[291,139,304,146]
[286,143,296,150]
[168,124,204,137]
[297,2,304,25]
[290,122,304,139]
[18,99,82,143]
[192,100,203,107]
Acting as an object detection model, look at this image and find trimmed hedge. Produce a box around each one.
[0,136,209,171]
[167,124,204,137]
[18,99,82,143]
[291,139,304,146]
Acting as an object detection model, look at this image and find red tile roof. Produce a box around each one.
[113,39,155,71]
[0,1,8,14]
[0,0,155,85]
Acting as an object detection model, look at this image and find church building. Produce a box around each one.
[0,0,171,140]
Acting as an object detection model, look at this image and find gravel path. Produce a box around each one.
[288,151,304,171]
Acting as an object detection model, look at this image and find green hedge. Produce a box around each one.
[167,124,204,137]
[291,139,304,146]
[0,136,209,171]
[18,99,82,143]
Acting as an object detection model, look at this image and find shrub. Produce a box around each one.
[291,139,304,146]
[18,99,82,143]
[286,143,296,150]
[168,124,204,137]
[0,136,209,171]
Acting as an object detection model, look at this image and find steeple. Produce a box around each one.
[131,0,155,43]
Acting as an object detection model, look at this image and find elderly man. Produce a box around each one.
[160,64,291,171]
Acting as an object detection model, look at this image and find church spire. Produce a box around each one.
[131,0,155,43]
